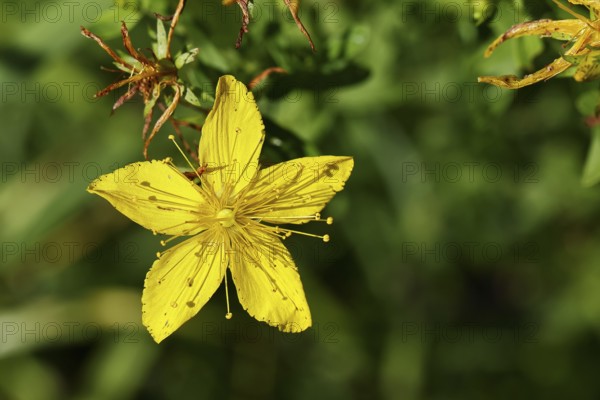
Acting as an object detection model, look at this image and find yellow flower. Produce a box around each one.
[87,75,354,343]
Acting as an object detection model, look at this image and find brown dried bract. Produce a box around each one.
[223,0,315,51]
[81,0,192,159]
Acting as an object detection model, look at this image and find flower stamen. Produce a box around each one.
[249,213,334,224]
[224,266,233,320]
[263,225,331,242]
[169,134,202,180]
[159,235,184,246]
[167,135,220,208]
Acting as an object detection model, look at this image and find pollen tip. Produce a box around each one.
[315,212,321,220]
[323,234,330,243]
[327,217,334,225]
[156,251,162,258]
[225,312,233,320]
[160,240,167,246]
[168,134,175,140]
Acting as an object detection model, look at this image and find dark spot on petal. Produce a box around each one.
[324,163,339,177]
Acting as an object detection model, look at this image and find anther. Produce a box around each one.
[160,235,182,246]
[323,234,330,243]
[327,217,334,225]
[225,313,233,319]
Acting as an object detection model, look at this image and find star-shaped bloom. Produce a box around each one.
[88,75,353,342]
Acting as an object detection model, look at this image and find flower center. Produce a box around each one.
[216,208,235,228]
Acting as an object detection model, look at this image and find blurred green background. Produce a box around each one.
[3,0,600,398]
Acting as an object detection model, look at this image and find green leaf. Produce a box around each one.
[183,87,202,107]
[76,340,158,400]
[346,25,370,55]
[576,89,600,116]
[144,87,160,117]
[175,48,199,69]
[470,0,492,26]
[155,18,168,59]
[189,29,231,72]
[582,125,600,187]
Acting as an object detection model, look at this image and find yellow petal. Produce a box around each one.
[229,229,311,332]
[483,19,585,58]
[241,156,354,224]
[573,49,600,81]
[479,17,593,89]
[142,231,226,343]
[199,75,265,198]
[478,56,573,89]
[87,160,209,235]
